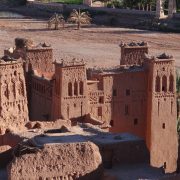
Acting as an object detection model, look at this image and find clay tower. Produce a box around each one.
[52,59,88,120]
[120,42,148,66]
[145,54,178,173]
[0,57,29,133]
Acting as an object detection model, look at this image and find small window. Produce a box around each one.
[68,82,72,96]
[113,89,117,96]
[98,107,102,116]
[134,118,138,125]
[126,89,130,96]
[162,123,165,129]
[99,96,104,104]
[125,105,129,115]
[162,75,167,92]
[74,81,78,96]
[79,81,83,95]
[110,120,114,127]
[163,162,166,169]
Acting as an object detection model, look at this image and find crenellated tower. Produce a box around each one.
[0,57,29,132]
[120,41,148,66]
[145,53,178,173]
[52,59,88,120]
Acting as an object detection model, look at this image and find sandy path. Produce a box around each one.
[0,18,179,69]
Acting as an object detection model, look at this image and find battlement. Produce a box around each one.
[144,53,174,65]
[119,41,148,48]
[56,58,85,68]
[120,41,149,66]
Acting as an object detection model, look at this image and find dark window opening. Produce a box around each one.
[79,81,83,95]
[98,107,102,116]
[162,86,165,91]
[126,89,130,96]
[125,105,129,115]
[162,75,167,92]
[68,82,72,96]
[113,89,117,96]
[134,118,138,125]
[169,75,174,92]
[163,162,166,169]
[99,96,104,104]
[162,123,165,129]
[110,120,114,127]
[74,81,78,96]
[155,76,160,92]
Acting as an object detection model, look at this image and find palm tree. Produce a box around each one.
[47,13,65,30]
[68,9,91,30]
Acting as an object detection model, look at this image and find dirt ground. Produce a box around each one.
[0,18,180,69]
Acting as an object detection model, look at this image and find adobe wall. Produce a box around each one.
[88,75,112,125]
[97,139,149,167]
[30,76,53,121]
[0,60,29,133]
[7,142,103,180]
[52,61,88,120]
[120,42,148,66]
[145,57,178,173]
[25,48,54,73]
[109,70,148,138]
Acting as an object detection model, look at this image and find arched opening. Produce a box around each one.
[155,76,160,92]
[79,81,83,95]
[74,81,78,96]
[162,75,167,92]
[169,74,174,92]
[68,82,72,96]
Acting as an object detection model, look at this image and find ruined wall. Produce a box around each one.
[52,61,88,120]
[0,60,29,132]
[8,142,103,180]
[145,57,178,173]
[30,75,53,121]
[120,42,148,66]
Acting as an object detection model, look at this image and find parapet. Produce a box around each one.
[119,41,148,48]
[120,41,149,66]
[0,55,22,64]
[56,58,85,67]
[144,53,174,63]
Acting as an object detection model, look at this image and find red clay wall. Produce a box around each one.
[145,59,178,173]
[30,76,53,121]
[0,61,29,132]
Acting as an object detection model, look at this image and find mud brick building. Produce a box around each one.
[2,38,178,173]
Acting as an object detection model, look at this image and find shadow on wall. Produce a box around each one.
[0,148,13,168]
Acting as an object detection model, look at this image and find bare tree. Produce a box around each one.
[68,9,91,30]
[47,13,65,30]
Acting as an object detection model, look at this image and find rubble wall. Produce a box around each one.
[8,142,103,180]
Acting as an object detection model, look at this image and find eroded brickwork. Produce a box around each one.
[120,42,148,66]
[0,59,29,132]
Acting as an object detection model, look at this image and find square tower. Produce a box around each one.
[120,42,148,66]
[52,59,88,120]
[0,57,29,132]
[145,53,178,173]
